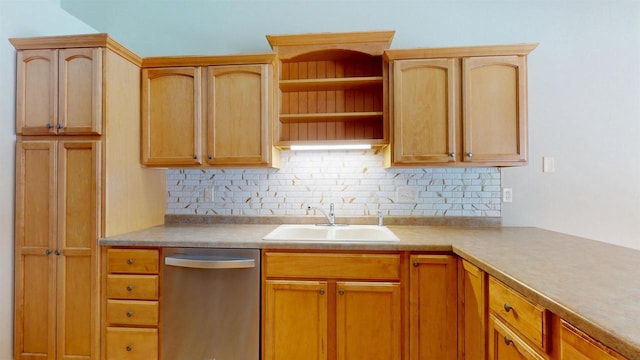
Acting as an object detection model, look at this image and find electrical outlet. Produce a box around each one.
[543,156,555,173]
[396,186,418,203]
[204,187,215,202]
[503,188,513,203]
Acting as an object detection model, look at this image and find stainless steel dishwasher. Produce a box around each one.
[162,248,260,360]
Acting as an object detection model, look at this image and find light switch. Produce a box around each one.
[543,157,555,173]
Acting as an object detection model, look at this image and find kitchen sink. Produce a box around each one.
[262,224,400,242]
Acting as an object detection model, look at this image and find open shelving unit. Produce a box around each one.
[267,31,395,148]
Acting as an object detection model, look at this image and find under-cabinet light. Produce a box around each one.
[290,144,372,151]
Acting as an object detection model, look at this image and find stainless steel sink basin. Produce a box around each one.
[262,224,400,242]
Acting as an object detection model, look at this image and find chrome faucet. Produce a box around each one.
[308,203,336,226]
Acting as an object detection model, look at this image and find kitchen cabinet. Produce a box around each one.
[560,321,626,360]
[15,47,102,136]
[11,34,166,360]
[458,259,487,360]
[409,254,457,360]
[487,277,550,360]
[267,31,394,148]
[141,54,278,167]
[384,44,537,167]
[105,248,160,360]
[262,251,402,360]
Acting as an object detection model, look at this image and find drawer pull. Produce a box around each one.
[504,303,513,312]
[126,285,134,291]
[126,311,134,317]
[126,345,133,351]
[127,258,134,265]
[504,336,513,346]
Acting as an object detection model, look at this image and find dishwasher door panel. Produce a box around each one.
[162,248,260,360]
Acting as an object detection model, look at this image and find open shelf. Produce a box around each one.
[279,76,383,92]
[280,112,383,123]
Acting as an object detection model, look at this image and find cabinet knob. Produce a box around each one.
[56,123,62,130]
[45,249,52,255]
[126,345,133,352]
[504,336,513,346]
[338,289,345,295]
[127,258,134,265]
[208,154,213,160]
[466,152,473,158]
[448,152,455,158]
[193,155,198,160]
[46,123,53,129]
[54,249,61,256]
[126,285,134,292]
[504,303,513,313]
[319,289,325,295]
[413,261,419,267]
[126,311,134,317]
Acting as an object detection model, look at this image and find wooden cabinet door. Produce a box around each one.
[462,55,528,165]
[458,259,487,360]
[141,67,202,165]
[391,59,458,165]
[560,321,626,360]
[335,282,401,360]
[488,315,545,360]
[16,50,58,135]
[15,140,100,359]
[58,48,103,135]
[56,141,100,359]
[15,140,57,359]
[206,64,271,166]
[409,255,457,360]
[264,280,328,360]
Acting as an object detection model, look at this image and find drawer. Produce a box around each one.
[264,252,400,280]
[107,299,159,326]
[488,314,546,360]
[106,327,158,360]
[107,274,159,300]
[561,321,626,360]
[489,277,549,351]
[108,248,159,274]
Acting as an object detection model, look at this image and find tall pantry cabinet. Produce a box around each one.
[11,34,166,360]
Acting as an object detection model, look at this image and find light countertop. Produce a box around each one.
[100,223,640,359]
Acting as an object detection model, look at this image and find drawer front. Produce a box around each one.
[107,300,159,326]
[488,314,546,360]
[108,248,159,274]
[489,277,548,351]
[561,321,625,360]
[264,252,401,280]
[106,327,158,360]
[107,275,159,300]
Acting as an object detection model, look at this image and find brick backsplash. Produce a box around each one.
[166,150,502,217]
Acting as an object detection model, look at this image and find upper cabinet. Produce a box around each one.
[15,47,103,135]
[384,43,537,167]
[267,31,394,149]
[141,54,278,168]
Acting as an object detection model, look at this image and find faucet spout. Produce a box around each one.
[307,203,336,226]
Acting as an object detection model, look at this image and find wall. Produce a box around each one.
[167,151,501,217]
[61,0,640,250]
[0,1,95,357]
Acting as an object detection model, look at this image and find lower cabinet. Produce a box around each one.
[560,321,626,360]
[104,248,160,360]
[409,254,458,360]
[458,259,487,360]
[262,251,402,360]
[488,314,546,360]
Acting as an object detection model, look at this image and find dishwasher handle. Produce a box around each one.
[165,255,256,269]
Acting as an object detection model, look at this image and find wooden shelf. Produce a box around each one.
[280,112,383,123]
[275,139,389,150]
[280,76,383,92]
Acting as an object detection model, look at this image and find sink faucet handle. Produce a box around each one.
[378,210,384,226]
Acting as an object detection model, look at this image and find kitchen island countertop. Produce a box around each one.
[100,223,640,359]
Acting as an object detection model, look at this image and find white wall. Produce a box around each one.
[60,0,640,249]
[0,1,95,357]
